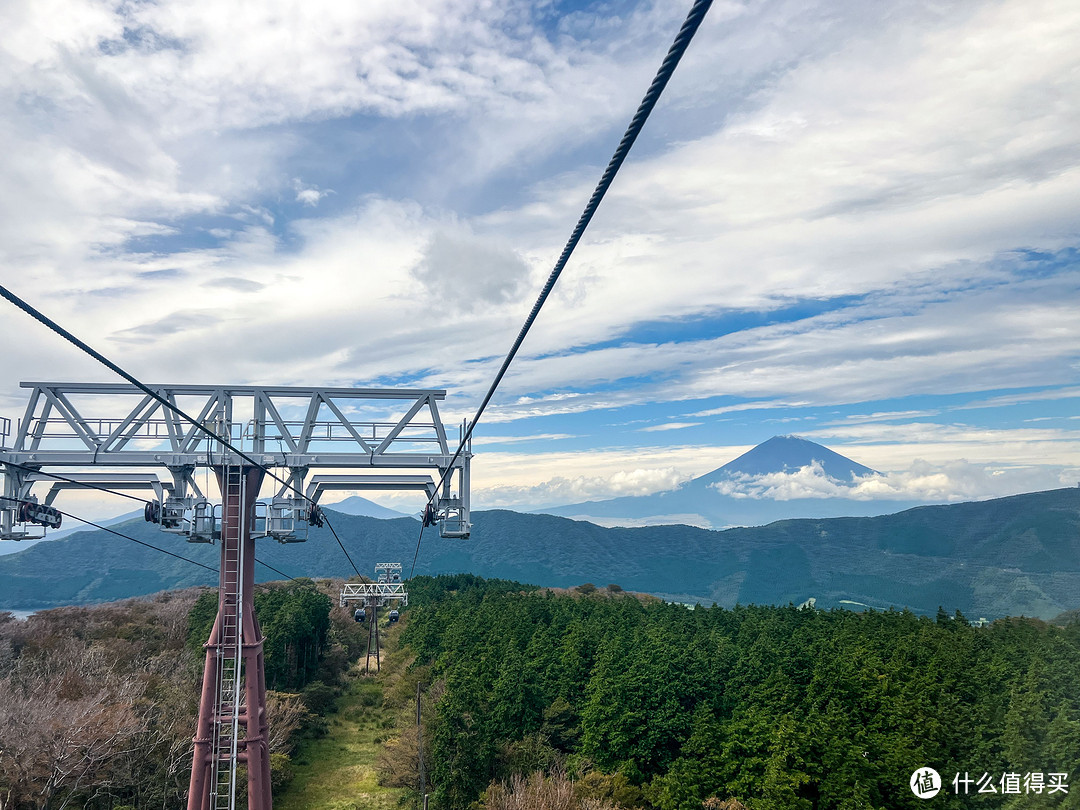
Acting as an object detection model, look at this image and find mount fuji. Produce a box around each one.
[699,435,876,481]
[539,435,924,528]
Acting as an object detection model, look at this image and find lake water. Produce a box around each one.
[1,609,37,620]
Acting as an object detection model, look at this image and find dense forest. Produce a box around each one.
[0,579,361,809]
[401,575,1080,810]
[2,575,1077,809]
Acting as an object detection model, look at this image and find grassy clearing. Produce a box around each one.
[275,626,408,810]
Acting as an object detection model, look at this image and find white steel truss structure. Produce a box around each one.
[341,564,408,676]
[339,581,409,608]
[375,561,403,581]
[0,382,471,540]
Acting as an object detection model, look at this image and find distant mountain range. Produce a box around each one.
[319,495,412,520]
[541,435,923,527]
[1,487,1077,620]
[706,434,878,479]
[0,497,410,558]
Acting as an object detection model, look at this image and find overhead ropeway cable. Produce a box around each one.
[0,494,218,574]
[0,285,304,500]
[0,293,370,576]
[410,0,715,577]
[55,504,302,582]
[323,514,362,577]
[0,464,300,581]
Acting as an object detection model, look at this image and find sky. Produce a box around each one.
[0,0,1078,523]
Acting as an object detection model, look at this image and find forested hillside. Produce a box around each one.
[2,576,1078,809]
[0,579,364,809]
[402,576,1080,810]
[2,488,1078,619]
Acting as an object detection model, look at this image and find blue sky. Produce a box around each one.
[0,0,1078,519]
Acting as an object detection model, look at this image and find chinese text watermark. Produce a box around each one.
[911,768,1069,799]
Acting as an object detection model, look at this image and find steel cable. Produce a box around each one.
[0,287,364,576]
[0,495,217,574]
[0,284,302,499]
[409,0,714,577]
[0,464,300,580]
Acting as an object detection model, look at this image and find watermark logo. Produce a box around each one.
[952,771,1069,795]
[908,769,1070,797]
[911,768,942,799]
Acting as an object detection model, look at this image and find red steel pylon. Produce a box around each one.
[188,466,272,810]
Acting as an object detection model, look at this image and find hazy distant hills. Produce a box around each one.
[541,435,923,527]
[0,496,410,558]
[319,495,412,520]
[1,487,1077,620]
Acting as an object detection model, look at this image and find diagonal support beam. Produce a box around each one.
[373,394,429,456]
[321,396,374,453]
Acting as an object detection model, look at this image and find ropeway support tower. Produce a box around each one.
[0,382,471,809]
[340,562,408,673]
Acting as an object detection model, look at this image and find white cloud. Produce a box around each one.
[443,274,1080,420]
[411,230,531,310]
[958,387,1080,411]
[11,0,564,131]
[454,0,1080,406]
[472,444,746,491]
[710,458,1080,503]
[840,410,941,424]
[688,400,808,418]
[293,179,332,207]
[475,465,691,509]
[639,422,701,432]
[471,433,576,446]
[804,421,1080,450]
[467,425,1080,510]
[711,459,850,500]
[0,0,685,278]
[5,0,1079,403]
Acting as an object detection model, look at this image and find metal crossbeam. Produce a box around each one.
[33,473,171,505]
[4,383,454,467]
[340,582,409,607]
[0,381,471,543]
[306,474,437,503]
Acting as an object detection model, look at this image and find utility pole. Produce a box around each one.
[417,681,426,802]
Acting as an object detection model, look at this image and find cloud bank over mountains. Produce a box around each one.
[709,458,1080,505]
[461,436,1080,516]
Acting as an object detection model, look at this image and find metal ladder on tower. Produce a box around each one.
[211,466,246,810]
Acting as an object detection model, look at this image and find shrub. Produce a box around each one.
[301,680,338,716]
[270,752,296,792]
